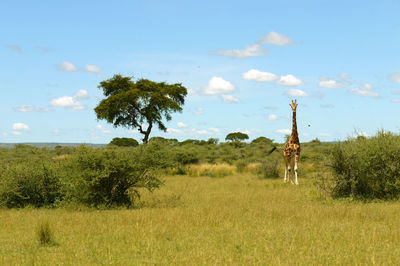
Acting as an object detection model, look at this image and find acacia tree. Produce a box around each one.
[95,75,187,143]
[225,132,249,142]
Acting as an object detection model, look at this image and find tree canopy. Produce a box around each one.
[109,137,139,147]
[94,75,187,143]
[225,132,249,142]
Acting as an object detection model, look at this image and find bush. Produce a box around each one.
[330,131,400,199]
[174,149,200,165]
[61,145,167,207]
[257,157,280,179]
[0,160,63,208]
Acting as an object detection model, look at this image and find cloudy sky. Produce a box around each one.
[1,0,400,143]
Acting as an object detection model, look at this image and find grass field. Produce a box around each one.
[1,173,400,265]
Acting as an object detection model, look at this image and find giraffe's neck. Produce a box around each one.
[291,111,299,142]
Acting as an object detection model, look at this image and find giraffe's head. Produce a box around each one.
[290,99,298,112]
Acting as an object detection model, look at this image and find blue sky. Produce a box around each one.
[1,0,400,143]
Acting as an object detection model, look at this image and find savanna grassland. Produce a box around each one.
[1,134,400,265]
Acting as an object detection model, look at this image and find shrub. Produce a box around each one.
[257,157,280,179]
[174,149,200,165]
[0,160,63,208]
[61,145,168,207]
[330,131,400,199]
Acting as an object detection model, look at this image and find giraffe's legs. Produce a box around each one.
[294,154,300,185]
[284,155,291,183]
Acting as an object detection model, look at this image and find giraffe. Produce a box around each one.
[283,100,301,185]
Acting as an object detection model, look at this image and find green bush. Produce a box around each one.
[0,160,62,208]
[174,149,200,165]
[257,155,280,179]
[330,131,400,199]
[61,145,168,207]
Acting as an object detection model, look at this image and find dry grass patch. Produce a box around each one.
[186,163,235,177]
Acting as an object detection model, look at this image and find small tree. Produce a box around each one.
[251,136,273,145]
[109,137,139,147]
[225,132,249,142]
[95,75,187,143]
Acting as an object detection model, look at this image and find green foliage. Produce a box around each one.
[0,159,62,208]
[330,131,400,199]
[62,146,167,207]
[109,137,139,147]
[251,137,273,145]
[225,132,249,142]
[174,149,200,165]
[94,74,188,143]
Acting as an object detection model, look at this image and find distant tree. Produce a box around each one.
[94,74,187,143]
[149,137,178,145]
[225,132,249,142]
[207,138,219,145]
[251,136,273,145]
[109,137,139,147]
[311,138,321,144]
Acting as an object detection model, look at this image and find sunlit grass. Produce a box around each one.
[1,174,400,264]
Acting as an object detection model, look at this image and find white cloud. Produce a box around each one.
[389,72,400,83]
[51,90,89,110]
[15,105,49,112]
[235,128,261,135]
[56,61,77,72]
[267,114,278,120]
[74,89,89,99]
[95,125,111,134]
[86,64,102,73]
[302,133,310,136]
[167,128,183,134]
[319,79,342,88]
[204,77,235,95]
[221,94,239,103]
[277,74,303,86]
[194,107,204,115]
[258,32,295,46]
[276,129,291,134]
[51,96,85,110]
[13,123,30,131]
[242,69,278,82]
[177,122,187,128]
[392,90,400,95]
[285,89,309,97]
[209,127,221,134]
[196,129,209,135]
[349,83,379,98]
[8,45,23,54]
[339,73,351,79]
[392,99,400,103]
[362,83,374,90]
[209,44,268,59]
[12,131,22,136]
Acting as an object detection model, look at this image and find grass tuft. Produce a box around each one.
[36,220,54,246]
